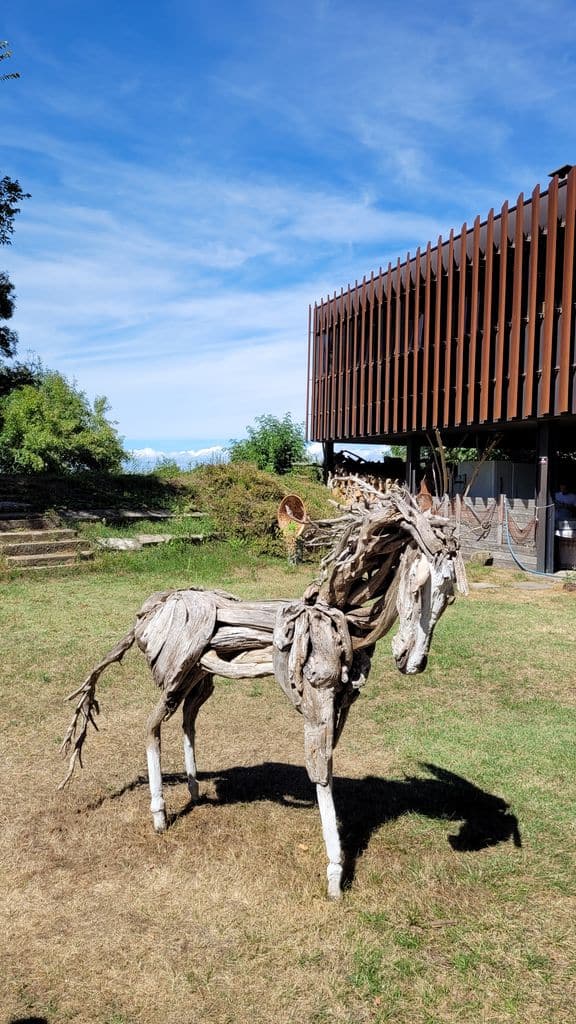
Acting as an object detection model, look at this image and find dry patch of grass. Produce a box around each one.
[1,560,574,1024]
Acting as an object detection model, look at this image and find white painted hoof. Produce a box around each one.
[327,864,343,900]
[187,776,200,801]
[152,810,167,832]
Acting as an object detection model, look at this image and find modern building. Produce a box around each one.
[306,167,576,571]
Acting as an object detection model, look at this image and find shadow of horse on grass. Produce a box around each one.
[87,761,521,890]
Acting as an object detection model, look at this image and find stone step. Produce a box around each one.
[2,549,92,568]
[0,538,87,557]
[0,528,77,544]
[0,517,58,530]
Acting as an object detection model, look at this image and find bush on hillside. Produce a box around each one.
[228,413,306,475]
[185,462,286,552]
[181,462,336,555]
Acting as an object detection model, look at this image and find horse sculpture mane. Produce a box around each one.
[60,484,467,899]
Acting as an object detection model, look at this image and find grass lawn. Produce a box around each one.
[0,548,574,1024]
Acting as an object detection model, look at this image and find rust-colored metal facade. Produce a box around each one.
[307,170,576,443]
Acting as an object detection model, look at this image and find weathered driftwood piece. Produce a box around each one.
[60,484,467,899]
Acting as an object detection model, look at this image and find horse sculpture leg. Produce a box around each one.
[182,674,214,801]
[146,693,170,832]
[316,762,343,899]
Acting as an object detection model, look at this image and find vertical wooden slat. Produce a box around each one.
[331,293,338,438]
[412,248,421,429]
[311,299,319,436]
[540,176,558,415]
[467,217,481,423]
[350,283,359,436]
[323,299,332,439]
[367,271,375,435]
[344,286,351,437]
[432,236,443,427]
[421,243,432,428]
[494,201,509,421]
[359,277,367,436]
[523,186,540,418]
[558,168,576,412]
[305,304,312,439]
[507,194,524,419]
[480,209,495,422]
[384,264,393,433]
[403,254,411,432]
[331,296,337,437]
[455,222,467,424]
[443,229,455,426]
[375,271,384,434]
[335,293,342,437]
[313,301,319,439]
[393,259,402,433]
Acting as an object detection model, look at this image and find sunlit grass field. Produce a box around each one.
[1,548,574,1024]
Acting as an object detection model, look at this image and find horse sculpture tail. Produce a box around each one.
[58,627,137,789]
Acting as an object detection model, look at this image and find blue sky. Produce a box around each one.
[3,0,576,457]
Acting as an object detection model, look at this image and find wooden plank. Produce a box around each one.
[523,186,540,418]
[443,229,455,427]
[467,217,481,423]
[367,272,375,434]
[403,254,411,432]
[432,236,443,427]
[494,200,509,421]
[313,302,320,439]
[539,175,558,416]
[322,299,331,439]
[507,194,524,419]
[358,277,367,436]
[344,286,352,437]
[350,282,358,434]
[412,248,421,429]
[480,209,495,422]
[330,290,338,438]
[306,304,312,439]
[335,292,342,436]
[375,271,384,434]
[558,168,576,412]
[455,222,467,425]
[422,242,432,428]
[384,264,393,433]
[393,259,402,433]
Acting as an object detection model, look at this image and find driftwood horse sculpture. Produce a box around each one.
[60,485,467,899]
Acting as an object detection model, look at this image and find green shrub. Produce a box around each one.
[228,413,306,475]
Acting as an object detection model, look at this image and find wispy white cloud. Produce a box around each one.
[5,0,576,445]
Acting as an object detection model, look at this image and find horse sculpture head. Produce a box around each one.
[313,482,467,678]
[392,543,462,674]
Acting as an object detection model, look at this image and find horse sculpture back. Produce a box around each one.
[60,485,467,899]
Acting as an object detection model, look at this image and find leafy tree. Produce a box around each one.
[0,353,42,399]
[0,40,19,82]
[228,413,306,475]
[0,44,30,357]
[0,371,127,473]
[0,179,30,357]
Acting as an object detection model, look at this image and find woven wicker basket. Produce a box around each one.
[277,494,307,535]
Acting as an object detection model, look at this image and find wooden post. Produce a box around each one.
[322,441,335,483]
[405,438,420,494]
[536,424,553,573]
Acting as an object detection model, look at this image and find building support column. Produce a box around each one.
[536,424,554,573]
[322,441,335,483]
[405,439,420,495]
